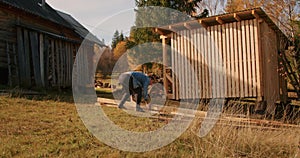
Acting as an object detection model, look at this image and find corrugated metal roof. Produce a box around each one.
[56,10,105,46]
[0,0,72,28]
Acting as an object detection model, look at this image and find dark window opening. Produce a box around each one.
[0,67,8,85]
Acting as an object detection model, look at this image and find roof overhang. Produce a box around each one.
[155,8,289,42]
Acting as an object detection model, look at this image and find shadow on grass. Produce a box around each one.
[95,88,114,99]
[0,86,74,103]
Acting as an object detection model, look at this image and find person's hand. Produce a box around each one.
[144,96,151,104]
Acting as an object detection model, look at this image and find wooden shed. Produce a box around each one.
[156,8,289,113]
[0,0,105,89]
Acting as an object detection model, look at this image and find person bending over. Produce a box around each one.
[118,71,151,112]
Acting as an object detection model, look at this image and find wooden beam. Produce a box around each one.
[166,73,173,84]
[234,13,241,21]
[216,17,224,24]
[198,20,208,28]
[161,35,169,96]
[155,28,167,35]
[252,10,260,19]
[184,23,193,30]
[168,25,180,32]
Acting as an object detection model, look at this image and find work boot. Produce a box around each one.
[118,105,126,109]
[136,104,144,112]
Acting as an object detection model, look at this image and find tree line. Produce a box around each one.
[97,0,300,80]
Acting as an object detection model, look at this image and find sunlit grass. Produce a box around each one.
[0,95,299,157]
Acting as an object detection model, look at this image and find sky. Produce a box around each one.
[47,0,136,45]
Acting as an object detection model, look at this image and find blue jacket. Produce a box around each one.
[119,71,150,99]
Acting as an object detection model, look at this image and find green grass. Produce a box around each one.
[0,95,299,157]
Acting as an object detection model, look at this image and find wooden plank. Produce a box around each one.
[225,23,231,97]
[39,34,45,87]
[70,44,74,86]
[65,42,69,86]
[241,20,249,97]
[13,44,19,85]
[171,34,175,99]
[205,27,210,99]
[6,41,12,86]
[176,33,180,100]
[218,25,224,98]
[229,22,236,97]
[211,26,216,98]
[222,25,227,98]
[233,22,240,98]
[186,30,191,98]
[198,28,203,98]
[173,33,177,100]
[250,20,257,97]
[162,35,168,97]
[254,19,262,99]
[246,20,253,97]
[29,31,43,87]
[190,30,195,98]
[180,31,184,98]
[191,30,196,99]
[55,40,61,88]
[237,21,244,97]
[213,25,218,98]
[195,29,199,98]
[261,21,280,114]
[207,27,212,98]
[44,36,49,88]
[66,43,69,86]
[60,41,64,87]
[183,30,189,99]
[176,32,180,98]
[203,27,209,99]
[61,41,65,87]
[233,22,240,97]
[65,43,68,86]
[51,40,56,86]
[23,29,32,87]
[69,44,73,86]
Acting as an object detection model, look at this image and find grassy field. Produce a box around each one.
[0,93,299,157]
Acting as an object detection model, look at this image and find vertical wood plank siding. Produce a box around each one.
[170,19,261,99]
[7,27,88,88]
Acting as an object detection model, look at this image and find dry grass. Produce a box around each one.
[0,94,299,157]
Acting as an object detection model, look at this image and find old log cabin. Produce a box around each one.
[0,0,105,89]
[156,8,290,113]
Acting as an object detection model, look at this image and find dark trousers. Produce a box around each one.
[119,76,143,107]
[129,76,142,105]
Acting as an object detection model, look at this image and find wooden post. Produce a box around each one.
[161,35,169,98]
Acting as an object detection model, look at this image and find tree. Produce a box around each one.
[113,41,127,60]
[225,0,247,12]
[111,30,125,49]
[225,0,300,38]
[128,0,203,47]
[97,47,114,78]
[197,0,226,16]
